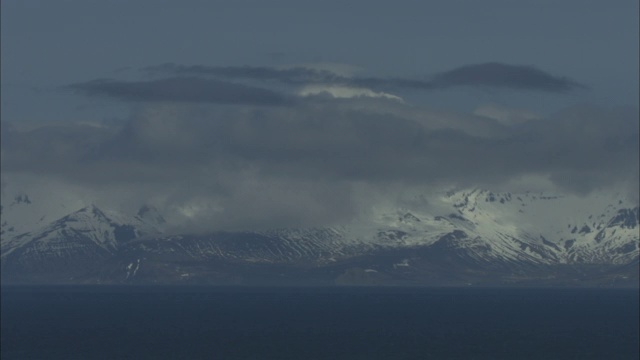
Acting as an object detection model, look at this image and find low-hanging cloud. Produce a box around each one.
[67,77,292,105]
[144,62,585,93]
[3,101,637,231]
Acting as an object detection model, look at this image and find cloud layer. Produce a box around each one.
[66,62,586,109]
[2,98,637,231]
[144,62,586,93]
[67,77,291,105]
[430,63,586,92]
[3,63,633,232]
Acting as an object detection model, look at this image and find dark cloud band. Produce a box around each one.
[144,64,342,84]
[430,63,587,92]
[67,77,291,105]
[144,62,585,93]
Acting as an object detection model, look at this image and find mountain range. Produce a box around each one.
[1,187,638,287]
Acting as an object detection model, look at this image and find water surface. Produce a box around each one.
[2,286,638,359]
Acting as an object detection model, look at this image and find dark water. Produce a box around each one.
[1,286,638,360]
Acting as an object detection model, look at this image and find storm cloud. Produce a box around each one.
[144,62,585,93]
[4,102,636,188]
[2,0,636,236]
[3,62,630,231]
[3,99,637,232]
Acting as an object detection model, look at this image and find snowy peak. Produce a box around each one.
[1,205,160,259]
[0,183,92,240]
[45,204,159,246]
[365,188,639,265]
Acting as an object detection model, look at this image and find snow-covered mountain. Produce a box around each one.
[1,187,638,286]
[2,205,159,256]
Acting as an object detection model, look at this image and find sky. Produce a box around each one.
[1,0,638,231]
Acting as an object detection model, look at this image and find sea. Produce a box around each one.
[1,286,638,360]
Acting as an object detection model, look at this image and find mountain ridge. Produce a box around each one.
[1,188,638,286]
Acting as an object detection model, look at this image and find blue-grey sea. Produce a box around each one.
[1,286,638,359]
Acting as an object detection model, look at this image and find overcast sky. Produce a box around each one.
[1,0,638,231]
